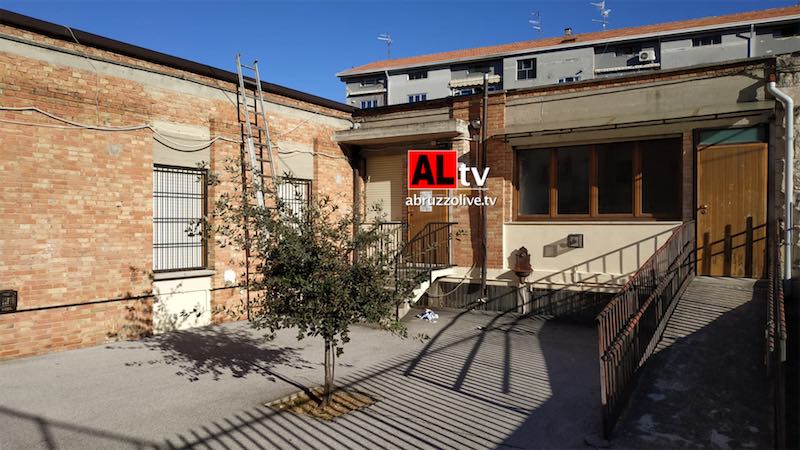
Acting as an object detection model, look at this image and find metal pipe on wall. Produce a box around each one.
[481,73,489,298]
[768,80,794,282]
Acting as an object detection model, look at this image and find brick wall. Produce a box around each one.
[0,26,352,359]
[449,93,508,269]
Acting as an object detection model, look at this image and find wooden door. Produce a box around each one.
[696,143,767,277]
[407,189,449,265]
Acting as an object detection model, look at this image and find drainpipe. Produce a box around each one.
[384,70,390,106]
[480,73,489,298]
[768,80,794,282]
[749,24,755,58]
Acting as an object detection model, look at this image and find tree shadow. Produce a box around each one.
[122,325,315,388]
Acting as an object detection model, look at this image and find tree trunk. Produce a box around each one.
[323,339,333,407]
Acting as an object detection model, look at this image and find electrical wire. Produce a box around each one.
[0,106,349,158]
[65,26,101,125]
[0,106,236,152]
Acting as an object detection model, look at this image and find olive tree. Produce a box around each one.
[212,176,412,406]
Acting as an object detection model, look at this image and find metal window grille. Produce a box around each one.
[153,165,207,272]
[277,177,311,218]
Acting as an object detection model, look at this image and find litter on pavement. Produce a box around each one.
[416,309,439,322]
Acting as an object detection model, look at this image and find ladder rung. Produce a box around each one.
[241,125,268,133]
[253,142,273,148]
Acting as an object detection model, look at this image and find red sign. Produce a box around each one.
[408,150,457,189]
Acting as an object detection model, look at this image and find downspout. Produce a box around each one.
[768,80,794,282]
[384,70,390,106]
[749,24,755,58]
[480,73,489,298]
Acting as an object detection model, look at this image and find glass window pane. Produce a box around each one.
[641,138,681,218]
[698,127,765,146]
[557,146,590,215]
[597,142,633,214]
[518,150,550,215]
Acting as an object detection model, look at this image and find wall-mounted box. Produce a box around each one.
[567,234,584,248]
[0,290,18,313]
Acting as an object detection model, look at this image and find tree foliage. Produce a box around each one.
[212,170,412,404]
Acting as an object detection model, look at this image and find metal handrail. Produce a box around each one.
[596,220,696,438]
[393,221,457,319]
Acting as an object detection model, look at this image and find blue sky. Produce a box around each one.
[3,0,797,102]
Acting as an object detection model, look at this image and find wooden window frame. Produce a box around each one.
[514,139,682,222]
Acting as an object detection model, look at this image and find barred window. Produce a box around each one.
[277,177,311,218]
[153,165,207,272]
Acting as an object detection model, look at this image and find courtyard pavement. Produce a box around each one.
[0,308,600,449]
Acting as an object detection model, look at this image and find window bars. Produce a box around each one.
[153,165,207,272]
[277,177,311,218]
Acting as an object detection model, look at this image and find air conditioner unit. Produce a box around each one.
[639,50,656,62]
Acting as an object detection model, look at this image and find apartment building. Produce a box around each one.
[339,6,800,108]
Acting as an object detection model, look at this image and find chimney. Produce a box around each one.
[564,27,573,37]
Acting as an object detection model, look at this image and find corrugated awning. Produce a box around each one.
[449,74,501,88]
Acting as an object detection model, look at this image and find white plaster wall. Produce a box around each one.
[152,276,212,333]
[503,222,681,286]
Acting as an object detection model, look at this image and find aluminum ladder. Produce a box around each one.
[235,54,277,208]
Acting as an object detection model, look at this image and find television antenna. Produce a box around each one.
[377,33,393,59]
[591,1,611,30]
[529,11,542,32]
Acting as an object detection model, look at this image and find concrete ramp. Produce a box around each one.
[612,277,770,449]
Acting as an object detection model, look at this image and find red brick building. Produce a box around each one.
[0,10,353,359]
[2,8,799,362]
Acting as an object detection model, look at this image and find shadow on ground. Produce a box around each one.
[123,326,313,383]
[1,309,600,449]
[159,310,601,449]
[611,277,770,449]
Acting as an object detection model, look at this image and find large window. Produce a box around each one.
[153,165,207,272]
[556,146,590,214]
[360,99,378,109]
[516,138,681,219]
[517,58,537,80]
[597,142,633,214]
